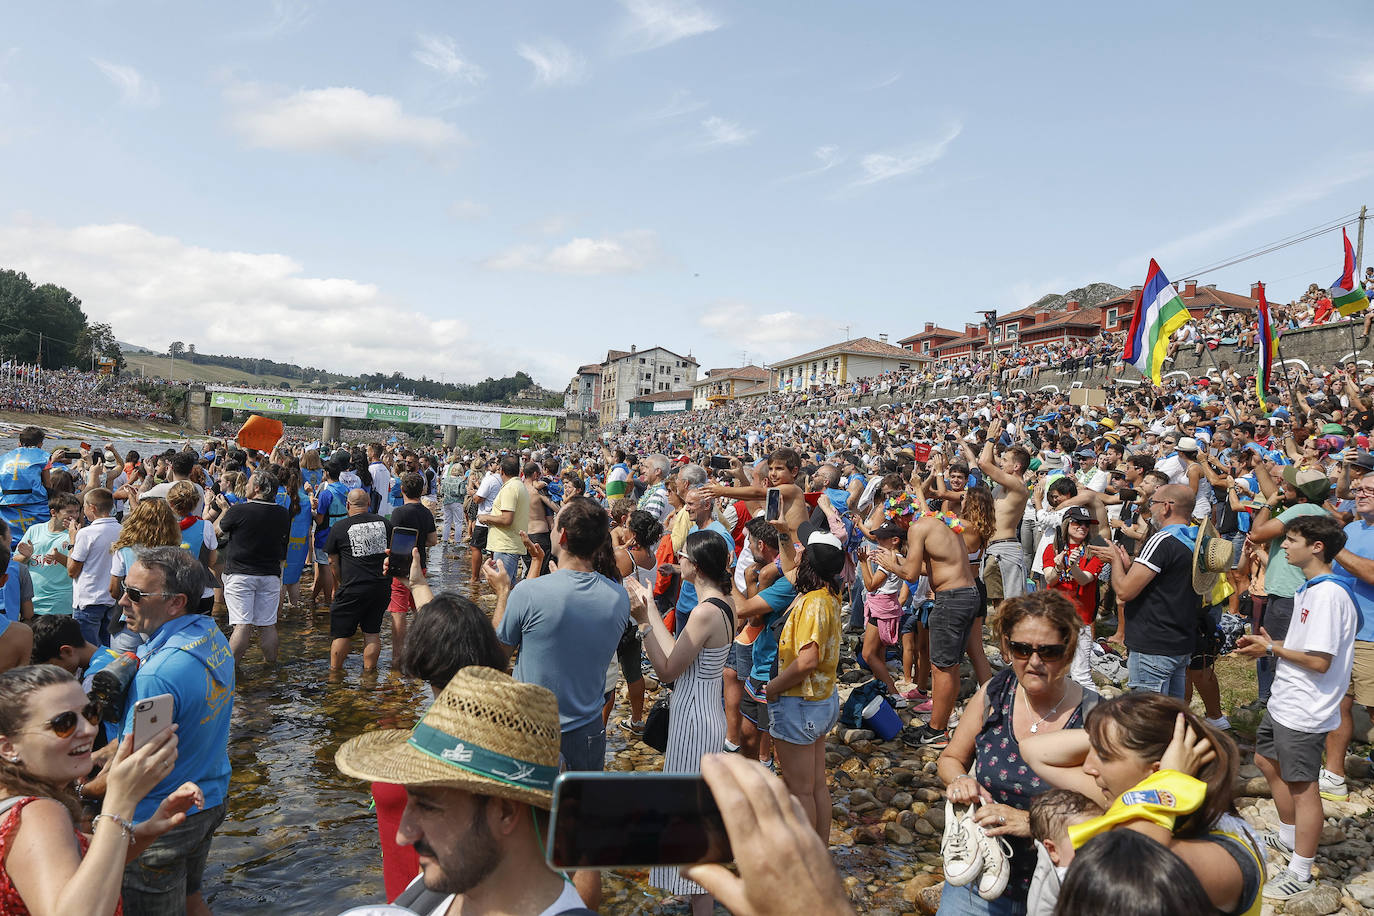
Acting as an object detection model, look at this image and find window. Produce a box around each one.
[922,341,930,353]
[1106,308,1118,325]
[639,358,645,364]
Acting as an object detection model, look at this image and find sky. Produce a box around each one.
[2,1,1373,390]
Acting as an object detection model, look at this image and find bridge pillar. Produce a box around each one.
[443,425,457,448]
[322,416,342,444]
[188,388,212,433]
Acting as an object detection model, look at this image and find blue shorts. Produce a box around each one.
[769,693,839,746]
[727,640,754,679]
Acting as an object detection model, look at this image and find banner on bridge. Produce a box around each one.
[209,391,556,433]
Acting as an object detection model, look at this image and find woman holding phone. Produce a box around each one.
[625,530,735,916]
[0,664,203,916]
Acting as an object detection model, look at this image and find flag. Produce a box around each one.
[1332,227,1368,316]
[1255,282,1280,410]
[1123,259,1192,383]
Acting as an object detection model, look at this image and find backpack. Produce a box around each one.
[839,679,886,730]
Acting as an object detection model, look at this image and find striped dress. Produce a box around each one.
[650,596,731,897]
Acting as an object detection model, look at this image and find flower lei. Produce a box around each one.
[882,494,965,534]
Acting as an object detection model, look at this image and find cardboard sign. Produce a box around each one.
[1069,388,1108,407]
[912,442,932,462]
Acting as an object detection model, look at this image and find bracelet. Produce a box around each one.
[92,812,136,844]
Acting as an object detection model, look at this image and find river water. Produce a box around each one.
[201,544,673,915]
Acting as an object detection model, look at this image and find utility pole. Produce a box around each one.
[1357,204,1367,279]
[36,332,42,368]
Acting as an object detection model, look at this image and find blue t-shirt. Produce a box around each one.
[747,576,799,694]
[1335,518,1374,642]
[676,520,735,631]
[119,615,235,821]
[496,570,630,733]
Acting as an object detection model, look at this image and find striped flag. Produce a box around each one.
[1255,281,1280,410]
[1123,259,1193,383]
[1332,227,1368,317]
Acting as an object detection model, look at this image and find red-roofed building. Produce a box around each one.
[1097,281,1268,334]
[933,323,989,363]
[898,322,962,357]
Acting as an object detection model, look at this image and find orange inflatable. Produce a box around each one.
[236,415,284,453]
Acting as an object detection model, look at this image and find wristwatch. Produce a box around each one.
[1265,643,1274,657]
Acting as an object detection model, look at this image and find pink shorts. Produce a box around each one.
[866,591,902,645]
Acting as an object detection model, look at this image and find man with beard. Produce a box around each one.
[335,666,594,916]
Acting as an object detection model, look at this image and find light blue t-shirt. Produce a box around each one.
[497,570,630,732]
[675,520,735,631]
[119,615,235,821]
[1265,504,1331,599]
[1335,518,1374,642]
[746,576,799,695]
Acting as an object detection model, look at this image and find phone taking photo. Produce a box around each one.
[547,772,732,870]
[390,527,418,578]
[764,487,782,522]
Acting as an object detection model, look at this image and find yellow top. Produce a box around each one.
[486,477,530,555]
[777,589,841,700]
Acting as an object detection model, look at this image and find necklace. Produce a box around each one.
[1025,682,1069,734]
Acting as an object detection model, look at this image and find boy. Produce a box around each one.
[66,487,121,647]
[30,613,108,676]
[1234,513,1357,900]
[1026,790,1105,916]
[703,447,811,534]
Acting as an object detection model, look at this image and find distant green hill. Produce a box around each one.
[122,351,308,388]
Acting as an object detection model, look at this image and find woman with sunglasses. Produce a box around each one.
[0,664,203,916]
[1020,692,1262,915]
[936,591,1097,914]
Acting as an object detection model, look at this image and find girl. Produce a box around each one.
[856,522,908,707]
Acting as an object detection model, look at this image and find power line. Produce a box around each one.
[1178,210,1361,280]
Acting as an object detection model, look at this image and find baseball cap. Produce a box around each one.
[868,520,906,541]
[1062,506,1097,525]
[797,521,845,578]
[1282,466,1332,502]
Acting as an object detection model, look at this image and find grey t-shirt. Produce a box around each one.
[496,570,630,733]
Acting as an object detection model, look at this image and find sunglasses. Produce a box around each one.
[28,703,102,739]
[123,585,174,604]
[1007,640,1069,661]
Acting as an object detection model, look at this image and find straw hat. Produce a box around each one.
[335,667,561,809]
[1191,516,1234,597]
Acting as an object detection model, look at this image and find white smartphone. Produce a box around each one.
[132,693,174,751]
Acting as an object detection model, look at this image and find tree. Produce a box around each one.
[76,322,126,374]
[0,270,88,368]
[187,343,196,364]
[168,341,185,358]
[455,428,484,451]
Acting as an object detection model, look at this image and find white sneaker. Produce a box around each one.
[1204,715,1231,731]
[1319,768,1349,801]
[975,828,1014,900]
[940,800,983,886]
[1262,869,1314,900]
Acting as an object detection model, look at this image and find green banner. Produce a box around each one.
[366,402,412,422]
[499,413,557,433]
[210,391,299,413]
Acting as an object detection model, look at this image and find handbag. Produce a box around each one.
[643,693,671,753]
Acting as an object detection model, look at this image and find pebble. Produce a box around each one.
[884,822,916,845]
[1282,883,1342,916]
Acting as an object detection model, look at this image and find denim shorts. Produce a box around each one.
[727,639,754,679]
[559,718,607,772]
[769,692,840,746]
[122,803,225,914]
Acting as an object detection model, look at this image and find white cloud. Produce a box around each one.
[516,39,586,88]
[645,89,706,121]
[776,144,843,183]
[850,122,962,188]
[1348,59,1374,94]
[413,33,486,85]
[701,115,754,148]
[233,0,315,40]
[618,0,721,52]
[0,218,554,381]
[92,59,160,108]
[225,83,465,157]
[697,303,829,361]
[483,230,661,275]
[448,200,488,220]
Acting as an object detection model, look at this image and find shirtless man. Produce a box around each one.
[967,417,1031,603]
[923,450,968,514]
[702,447,810,533]
[874,513,977,749]
[523,462,556,564]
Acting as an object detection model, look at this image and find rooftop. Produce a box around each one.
[776,336,925,365]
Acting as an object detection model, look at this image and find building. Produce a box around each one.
[599,346,699,423]
[563,364,602,414]
[932,323,989,364]
[627,389,693,418]
[691,365,771,409]
[1096,280,1269,334]
[898,323,962,357]
[770,337,927,391]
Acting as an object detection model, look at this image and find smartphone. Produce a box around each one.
[132,693,174,752]
[764,487,782,522]
[709,455,733,471]
[390,527,418,578]
[548,772,731,869]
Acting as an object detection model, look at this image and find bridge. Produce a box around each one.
[188,386,565,446]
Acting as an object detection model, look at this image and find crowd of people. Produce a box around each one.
[0,367,178,424]
[0,312,1372,914]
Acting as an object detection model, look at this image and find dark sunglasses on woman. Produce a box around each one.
[1007,640,1068,661]
[28,703,102,739]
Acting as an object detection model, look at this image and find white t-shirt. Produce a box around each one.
[369,462,392,514]
[70,517,122,607]
[1269,578,1358,734]
[426,878,586,916]
[474,472,503,527]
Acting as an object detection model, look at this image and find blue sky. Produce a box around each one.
[2,1,1372,389]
